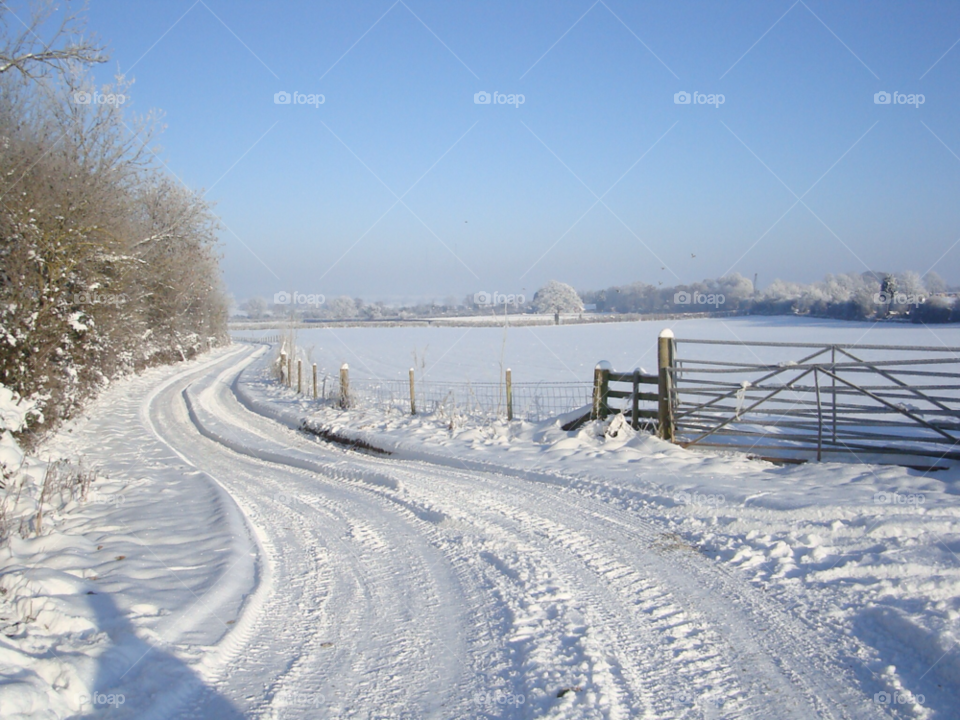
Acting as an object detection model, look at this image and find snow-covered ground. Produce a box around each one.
[238,315,960,383]
[2,318,958,718]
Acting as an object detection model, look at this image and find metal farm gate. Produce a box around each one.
[670,338,960,465]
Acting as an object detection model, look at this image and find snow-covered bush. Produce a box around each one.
[0,10,228,442]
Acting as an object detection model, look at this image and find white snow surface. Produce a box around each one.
[239,315,960,383]
[1,319,958,718]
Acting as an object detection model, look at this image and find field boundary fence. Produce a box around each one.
[233,334,281,344]
[267,346,594,422]
[342,377,593,422]
[252,332,960,466]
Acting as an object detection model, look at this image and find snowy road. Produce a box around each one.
[93,342,882,719]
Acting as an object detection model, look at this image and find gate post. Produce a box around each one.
[505,368,513,421]
[592,361,611,420]
[658,329,676,441]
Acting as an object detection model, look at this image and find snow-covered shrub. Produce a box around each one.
[0,23,228,442]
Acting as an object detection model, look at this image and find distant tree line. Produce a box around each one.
[582,270,957,322]
[239,280,587,320]
[241,271,957,325]
[0,2,228,442]
[584,270,955,322]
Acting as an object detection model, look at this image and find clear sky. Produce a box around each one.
[84,0,960,304]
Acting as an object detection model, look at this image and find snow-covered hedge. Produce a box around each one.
[0,12,228,442]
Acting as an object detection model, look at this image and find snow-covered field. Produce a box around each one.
[239,315,960,383]
[2,317,959,718]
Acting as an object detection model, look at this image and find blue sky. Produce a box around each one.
[84,0,960,304]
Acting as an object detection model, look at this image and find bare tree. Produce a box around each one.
[0,0,105,79]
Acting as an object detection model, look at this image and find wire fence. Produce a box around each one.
[233,335,281,344]
[672,339,960,463]
[332,377,593,422]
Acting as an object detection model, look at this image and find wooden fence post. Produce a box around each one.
[313,363,318,399]
[506,368,513,421]
[279,351,286,384]
[631,369,640,430]
[297,360,302,394]
[658,329,676,441]
[339,363,350,409]
[409,368,416,415]
[592,362,611,420]
[287,356,293,388]
[592,366,601,419]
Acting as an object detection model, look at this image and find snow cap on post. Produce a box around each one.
[596,360,612,371]
[659,328,674,339]
[340,363,349,370]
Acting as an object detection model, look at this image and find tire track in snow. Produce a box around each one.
[231,346,881,719]
[174,345,880,718]
[155,347,495,718]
